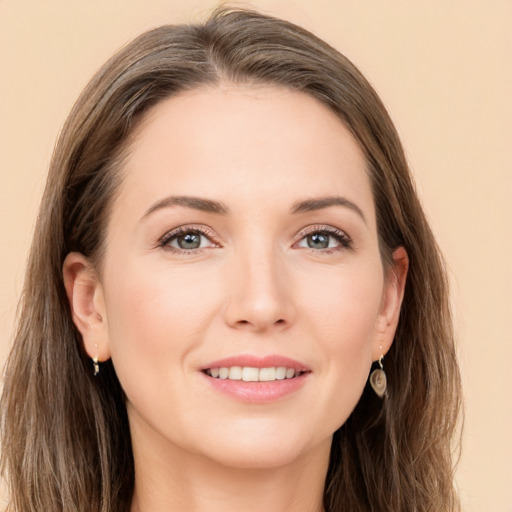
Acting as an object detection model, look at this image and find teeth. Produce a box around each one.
[285,368,295,379]
[228,366,242,380]
[242,367,259,382]
[207,366,301,381]
[259,367,276,381]
[276,367,287,380]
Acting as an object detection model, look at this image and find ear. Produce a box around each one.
[373,246,409,361]
[62,252,111,362]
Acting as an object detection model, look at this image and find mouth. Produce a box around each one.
[200,355,311,403]
[203,366,309,381]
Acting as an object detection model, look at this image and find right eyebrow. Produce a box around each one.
[140,195,230,221]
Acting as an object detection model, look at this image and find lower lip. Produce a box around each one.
[201,372,310,403]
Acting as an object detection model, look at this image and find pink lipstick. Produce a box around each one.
[200,354,311,403]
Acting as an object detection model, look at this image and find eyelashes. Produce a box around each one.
[158,225,220,254]
[158,224,353,255]
[294,225,352,253]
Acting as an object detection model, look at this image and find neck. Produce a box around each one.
[129,418,330,512]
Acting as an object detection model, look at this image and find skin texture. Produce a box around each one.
[63,85,408,512]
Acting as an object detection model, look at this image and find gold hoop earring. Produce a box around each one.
[369,355,387,398]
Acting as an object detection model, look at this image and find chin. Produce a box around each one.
[191,422,333,470]
[206,443,318,470]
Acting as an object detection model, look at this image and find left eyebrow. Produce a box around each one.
[290,196,367,224]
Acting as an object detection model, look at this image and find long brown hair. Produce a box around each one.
[1,7,462,512]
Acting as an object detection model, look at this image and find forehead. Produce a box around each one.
[115,84,375,224]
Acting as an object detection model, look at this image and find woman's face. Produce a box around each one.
[73,85,405,469]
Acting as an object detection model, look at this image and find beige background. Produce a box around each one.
[1,1,511,510]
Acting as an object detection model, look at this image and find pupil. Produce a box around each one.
[308,233,329,249]
[178,232,201,249]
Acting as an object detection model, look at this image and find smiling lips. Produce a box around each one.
[201,355,311,403]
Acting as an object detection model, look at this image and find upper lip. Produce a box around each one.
[201,354,311,372]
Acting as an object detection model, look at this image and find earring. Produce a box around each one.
[369,354,387,398]
[92,344,100,376]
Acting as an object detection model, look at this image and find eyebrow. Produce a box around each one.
[141,194,366,223]
[291,196,367,224]
[141,195,230,220]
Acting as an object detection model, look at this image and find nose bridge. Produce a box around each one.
[224,232,294,332]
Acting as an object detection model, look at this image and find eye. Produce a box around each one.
[159,226,219,253]
[302,232,334,250]
[296,226,352,252]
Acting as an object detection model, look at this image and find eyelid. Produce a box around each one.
[156,223,352,254]
[158,224,221,251]
[295,224,351,241]
[293,224,353,251]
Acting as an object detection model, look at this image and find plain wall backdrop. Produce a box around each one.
[1,1,511,510]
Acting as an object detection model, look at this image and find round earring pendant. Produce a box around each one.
[369,369,387,398]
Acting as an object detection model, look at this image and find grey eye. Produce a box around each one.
[175,232,203,250]
[296,228,350,251]
[160,226,219,253]
[306,233,330,249]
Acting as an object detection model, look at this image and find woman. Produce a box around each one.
[0,7,461,512]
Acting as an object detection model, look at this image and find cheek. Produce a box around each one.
[101,259,223,394]
[302,262,383,347]
[301,264,383,422]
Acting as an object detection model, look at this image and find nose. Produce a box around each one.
[223,246,296,333]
